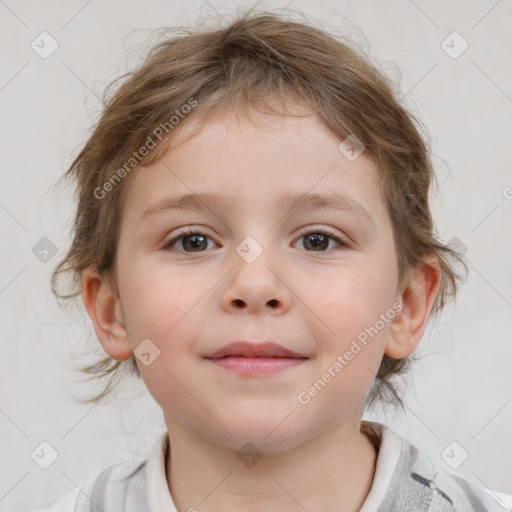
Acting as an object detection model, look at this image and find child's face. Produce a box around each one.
[97,105,418,450]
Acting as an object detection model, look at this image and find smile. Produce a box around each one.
[205,356,308,376]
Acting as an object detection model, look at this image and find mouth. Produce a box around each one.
[204,341,306,359]
[204,341,309,376]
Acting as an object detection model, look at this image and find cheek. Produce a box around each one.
[295,262,395,399]
[119,264,213,404]
[121,262,210,343]
[303,266,396,343]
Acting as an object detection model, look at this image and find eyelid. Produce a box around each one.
[162,224,353,252]
[294,225,352,247]
[162,226,218,249]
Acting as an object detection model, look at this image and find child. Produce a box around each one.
[37,8,511,512]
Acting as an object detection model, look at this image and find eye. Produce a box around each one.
[293,227,349,252]
[162,228,217,253]
[162,226,350,253]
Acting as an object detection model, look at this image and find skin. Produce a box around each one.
[82,102,441,512]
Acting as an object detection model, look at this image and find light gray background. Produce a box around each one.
[1,0,511,510]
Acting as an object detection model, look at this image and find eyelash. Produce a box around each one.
[162,226,351,253]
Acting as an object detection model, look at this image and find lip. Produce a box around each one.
[204,341,309,376]
[204,341,306,359]
[207,356,307,375]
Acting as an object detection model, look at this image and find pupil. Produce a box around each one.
[181,233,330,252]
[184,235,206,251]
[306,233,328,251]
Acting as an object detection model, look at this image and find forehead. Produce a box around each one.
[120,105,387,228]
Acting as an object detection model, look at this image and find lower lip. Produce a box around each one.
[206,356,307,375]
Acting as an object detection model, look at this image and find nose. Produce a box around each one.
[220,246,292,315]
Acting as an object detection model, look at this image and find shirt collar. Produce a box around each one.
[359,421,403,511]
[145,431,179,512]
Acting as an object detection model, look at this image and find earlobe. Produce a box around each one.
[81,266,133,361]
[385,256,441,359]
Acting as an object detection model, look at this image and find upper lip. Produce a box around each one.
[204,341,307,359]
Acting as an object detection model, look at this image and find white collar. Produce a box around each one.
[145,431,179,511]
[359,422,402,511]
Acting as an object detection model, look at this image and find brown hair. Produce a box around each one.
[51,8,467,410]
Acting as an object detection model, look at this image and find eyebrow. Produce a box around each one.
[142,191,375,229]
[276,191,375,229]
[142,192,236,220]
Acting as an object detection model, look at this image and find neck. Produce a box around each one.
[164,418,378,512]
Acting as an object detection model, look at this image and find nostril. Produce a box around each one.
[267,299,278,307]
[234,299,245,307]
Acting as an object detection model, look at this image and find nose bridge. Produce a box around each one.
[220,231,291,313]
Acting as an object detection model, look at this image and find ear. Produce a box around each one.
[81,266,133,361]
[385,255,441,359]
